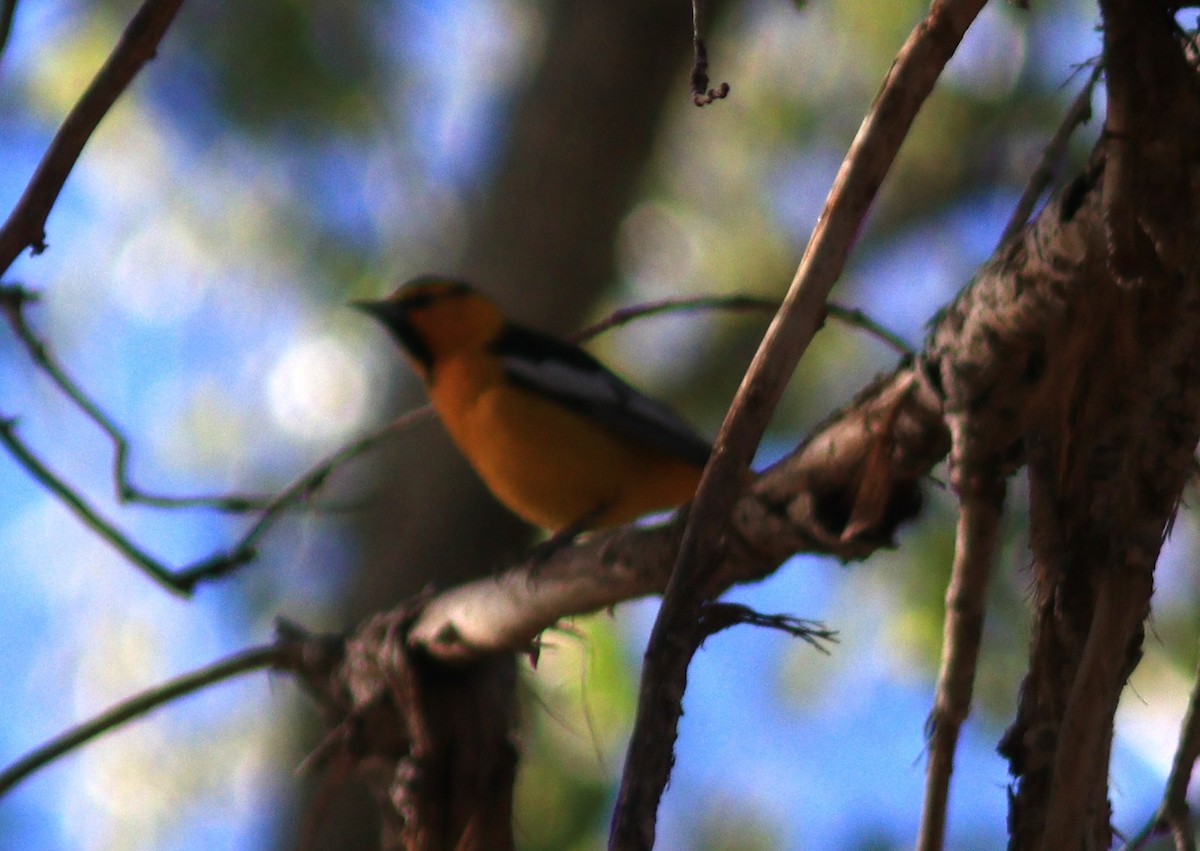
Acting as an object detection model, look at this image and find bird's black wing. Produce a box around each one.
[492,324,711,466]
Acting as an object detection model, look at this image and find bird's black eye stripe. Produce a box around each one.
[394,321,434,374]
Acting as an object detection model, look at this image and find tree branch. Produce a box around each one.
[0,285,275,511]
[0,0,186,275]
[689,0,729,106]
[407,363,943,662]
[0,415,253,596]
[608,2,988,844]
[998,62,1101,247]
[0,0,17,67]
[1123,639,1200,851]
[0,640,299,796]
[571,293,913,355]
[918,474,1005,851]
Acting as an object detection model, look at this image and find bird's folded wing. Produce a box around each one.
[492,325,711,466]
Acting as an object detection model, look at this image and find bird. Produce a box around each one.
[352,275,711,533]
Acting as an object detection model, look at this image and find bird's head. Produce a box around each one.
[352,276,505,379]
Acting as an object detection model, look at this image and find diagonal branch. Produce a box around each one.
[0,641,297,797]
[998,62,1101,247]
[0,0,17,67]
[610,2,987,846]
[1122,638,1200,851]
[0,285,274,511]
[0,620,344,799]
[1151,641,1200,851]
[0,0,185,275]
[0,415,253,596]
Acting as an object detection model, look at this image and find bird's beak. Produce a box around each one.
[349,297,400,323]
[350,298,432,374]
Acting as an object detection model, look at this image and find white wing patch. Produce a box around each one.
[502,348,710,464]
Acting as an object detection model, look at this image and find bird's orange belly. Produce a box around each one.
[432,367,700,530]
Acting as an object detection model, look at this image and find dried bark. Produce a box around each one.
[288,616,517,851]
[914,8,1200,847]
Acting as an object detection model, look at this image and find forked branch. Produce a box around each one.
[611,1,989,846]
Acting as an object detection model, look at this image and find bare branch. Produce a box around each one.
[0,0,186,274]
[610,1,987,846]
[695,602,837,651]
[826,303,915,356]
[572,293,914,355]
[0,306,433,592]
[998,63,1101,247]
[689,0,729,107]
[918,474,1005,851]
[409,366,944,662]
[1121,639,1200,850]
[0,641,297,796]
[0,0,17,67]
[165,406,436,590]
[0,415,253,595]
[0,285,275,511]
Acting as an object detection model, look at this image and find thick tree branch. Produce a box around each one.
[409,368,942,661]
[293,612,520,851]
[962,4,1200,845]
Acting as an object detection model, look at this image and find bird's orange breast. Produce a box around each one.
[427,353,702,531]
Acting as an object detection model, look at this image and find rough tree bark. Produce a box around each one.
[984,4,1200,847]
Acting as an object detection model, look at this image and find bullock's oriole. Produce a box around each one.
[353,276,710,531]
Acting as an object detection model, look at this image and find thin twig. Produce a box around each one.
[0,377,428,593]
[1120,638,1200,851]
[609,2,988,848]
[0,416,252,596]
[226,405,433,560]
[0,0,17,68]
[697,602,837,652]
[0,285,273,511]
[146,406,434,591]
[998,63,1102,246]
[689,0,729,106]
[918,476,1004,851]
[572,293,914,355]
[0,0,185,274]
[0,642,294,796]
[826,303,914,356]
